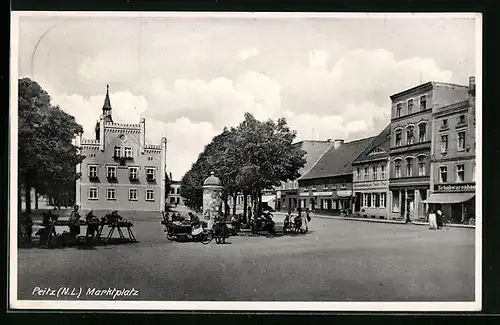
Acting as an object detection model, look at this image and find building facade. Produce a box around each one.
[167,180,185,207]
[424,76,476,224]
[388,81,469,221]
[352,124,391,220]
[76,85,167,212]
[298,137,374,214]
[275,140,334,212]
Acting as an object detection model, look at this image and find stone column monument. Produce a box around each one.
[202,172,223,230]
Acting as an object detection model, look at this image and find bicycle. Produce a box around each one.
[441,215,452,230]
[201,221,229,244]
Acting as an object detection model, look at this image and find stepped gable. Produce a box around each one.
[299,136,375,180]
[352,124,391,165]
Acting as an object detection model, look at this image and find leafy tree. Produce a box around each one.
[180,113,306,221]
[18,78,83,213]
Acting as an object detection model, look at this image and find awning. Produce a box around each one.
[422,193,475,204]
[261,195,275,203]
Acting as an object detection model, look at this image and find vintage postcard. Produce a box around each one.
[9,12,482,311]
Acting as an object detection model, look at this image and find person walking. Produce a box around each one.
[436,208,444,229]
[300,209,309,234]
[428,208,438,230]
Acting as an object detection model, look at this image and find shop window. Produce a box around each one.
[440,166,448,183]
[392,191,400,213]
[374,193,380,208]
[363,194,368,207]
[367,193,372,207]
[380,193,386,208]
[440,134,448,153]
[456,164,465,183]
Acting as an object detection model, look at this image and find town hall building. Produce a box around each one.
[75,85,167,212]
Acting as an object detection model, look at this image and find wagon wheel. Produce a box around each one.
[201,231,213,244]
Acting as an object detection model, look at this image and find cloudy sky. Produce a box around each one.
[16,13,477,179]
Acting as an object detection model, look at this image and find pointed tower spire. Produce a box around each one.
[102,84,113,123]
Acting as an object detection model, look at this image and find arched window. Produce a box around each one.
[406,125,415,145]
[418,121,428,142]
[394,158,402,178]
[394,127,403,147]
[417,155,426,176]
[406,157,414,177]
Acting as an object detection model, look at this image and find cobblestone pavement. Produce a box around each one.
[17,215,475,302]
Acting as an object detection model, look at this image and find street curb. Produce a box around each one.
[273,212,475,228]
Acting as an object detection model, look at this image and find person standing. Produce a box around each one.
[68,205,82,244]
[428,208,438,230]
[436,208,445,229]
[300,209,309,233]
[23,213,33,247]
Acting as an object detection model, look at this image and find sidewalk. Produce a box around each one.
[273,211,475,229]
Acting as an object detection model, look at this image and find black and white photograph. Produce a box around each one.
[9,12,481,311]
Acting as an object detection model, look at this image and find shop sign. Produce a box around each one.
[313,191,333,197]
[337,190,352,197]
[299,192,310,197]
[353,181,388,191]
[434,183,475,192]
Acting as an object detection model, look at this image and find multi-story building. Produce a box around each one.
[168,178,185,208]
[75,85,167,212]
[275,140,334,212]
[228,140,333,214]
[298,137,374,213]
[388,81,469,221]
[424,76,476,224]
[352,124,391,219]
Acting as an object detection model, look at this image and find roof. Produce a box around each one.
[299,136,375,180]
[102,84,112,111]
[294,140,334,177]
[203,172,221,186]
[390,81,467,100]
[352,124,391,165]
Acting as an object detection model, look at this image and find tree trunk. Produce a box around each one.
[24,178,31,214]
[34,187,39,210]
[243,192,248,224]
[232,193,237,216]
[257,188,262,219]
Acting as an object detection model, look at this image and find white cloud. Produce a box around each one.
[309,50,329,69]
[238,47,259,61]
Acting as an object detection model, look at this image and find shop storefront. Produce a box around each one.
[353,180,389,219]
[388,184,429,221]
[423,183,475,224]
[277,189,299,212]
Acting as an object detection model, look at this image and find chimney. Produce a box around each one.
[169,172,173,181]
[333,139,344,149]
[468,76,475,97]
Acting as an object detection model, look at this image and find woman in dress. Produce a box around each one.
[428,207,438,230]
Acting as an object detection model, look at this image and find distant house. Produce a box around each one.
[298,137,374,213]
[167,173,185,208]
